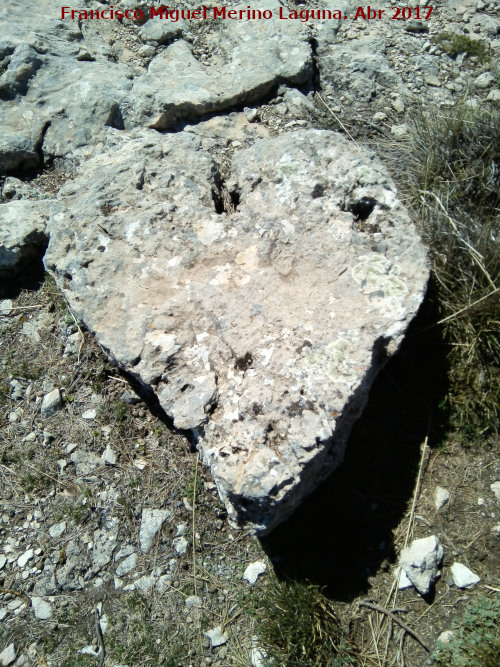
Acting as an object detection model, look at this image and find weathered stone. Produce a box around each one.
[0,643,16,667]
[115,553,137,577]
[434,486,450,510]
[124,0,312,129]
[70,450,102,476]
[0,200,50,276]
[31,597,53,620]
[450,562,481,588]
[399,536,444,595]
[139,509,172,553]
[45,126,428,534]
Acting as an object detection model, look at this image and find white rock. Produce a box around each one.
[139,509,171,553]
[391,123,408,138]
[450,562,480,588]
[399,535,443,595]
[102,445,117,465]
[185,595,202,608]
[0,555,6,569]
[434,486,450,511]
[394,565,413,590]
[40,389,62,418]
[0,643,16,667]
[48,521,66,539]
[490,481,500,502]
[250,636,267,667]
[243,561,267,585]
[478,497,485,506]
[204,626,228,648]
[17,549,34,568]
[437,630,455,644]
[82,408,96,420]
[115,553,137,577]
[486,89,500,101]
[474,72,494,88]
[173,536,188,555]
[133,575,156,592]
[31,597,53,620]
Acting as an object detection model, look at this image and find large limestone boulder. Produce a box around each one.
[44,127,428,533]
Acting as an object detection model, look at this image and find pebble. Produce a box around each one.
[49,522,66,539]
[40,389,62,418]
[0,643,16,667]
[434,486,450,511]
[243,561,266,585]
[204,627,228,648]
[490,481,500,502]
[450,562,481,588]
[32,597,53,620]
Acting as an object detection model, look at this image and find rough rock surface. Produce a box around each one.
[399,535,444,595]
[0,200,49,277]
[44,127,428,533]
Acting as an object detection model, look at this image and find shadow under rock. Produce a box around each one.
[260,281,450,601]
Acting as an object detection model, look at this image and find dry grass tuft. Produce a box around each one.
[404,102,500,440]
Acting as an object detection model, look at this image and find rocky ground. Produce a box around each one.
[1,0,499,665]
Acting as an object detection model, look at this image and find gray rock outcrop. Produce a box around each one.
[43,126,428,533]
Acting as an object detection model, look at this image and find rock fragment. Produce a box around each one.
[243,561,267,585]
[0,644,16,667]
[139,509,171,553]
[204,627,228,648]
[434,486,450,511]
[399,536,444,595]
[40,388,62,418]
[450,562,481,588]
[31,597,53,620]
[490,481,500,502]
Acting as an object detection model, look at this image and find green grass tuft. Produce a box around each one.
[432,595,500,666]
[432,32,490,63]
[253,579,358,666]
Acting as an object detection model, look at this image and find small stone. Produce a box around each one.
[81,409,96,420]
[115,553,137,577]
[173,536,188,555]
[0,643,16,667]
[102,445,117,465]
[478,497,485,506]
[120,390,140,405]
[394,565,413,590]
[243,561,267,585]
[48,522,66,539]
[490,481,500,502]
[437,630,455,644]
[204,626,228,648]
[474,72,494,88]
[40,389,62,418]
[17,549,34,568]
[486,89,500,102]
[139,509,171,553]
[434,486,450,511]
[244,107,258,122]
[405,19,429,32]
[185,595,202,608]
[372,112,387,123]
[0,555,6,569]
[250,636,267,667]
[32,597,53,620]
[390,123,408,139]
[450,562,481,588]
[399,535,444,595]
[391,97,405,113]
[424,75,441,87]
